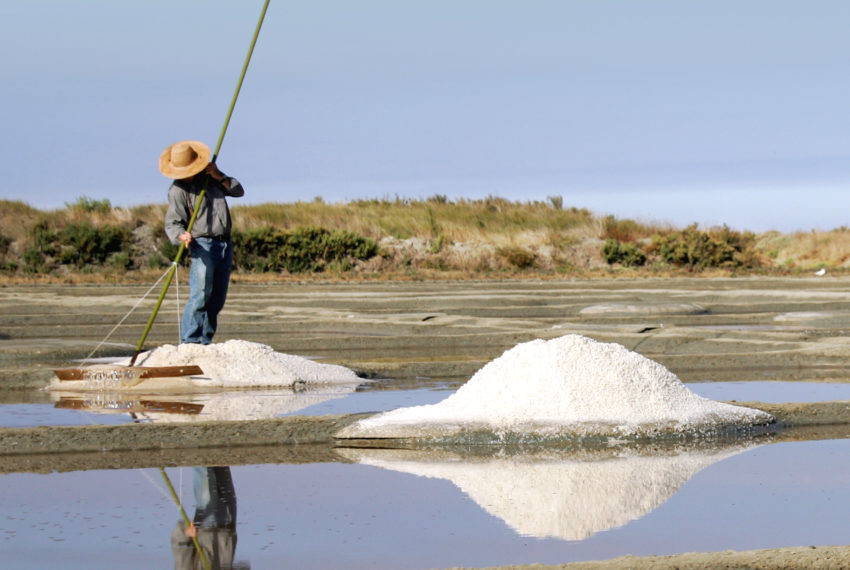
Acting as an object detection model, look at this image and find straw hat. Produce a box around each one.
[158,140,211,179]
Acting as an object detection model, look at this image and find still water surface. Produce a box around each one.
[2,438,850,569]
[4,381,850,429]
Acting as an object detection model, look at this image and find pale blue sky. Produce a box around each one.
[3,1,850,231]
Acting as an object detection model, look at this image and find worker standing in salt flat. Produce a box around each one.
[161,140,245,345]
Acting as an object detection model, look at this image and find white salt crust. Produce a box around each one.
[130,339,361,387]
[338,334,773,438]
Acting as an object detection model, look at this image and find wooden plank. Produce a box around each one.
[54,398,205,414]
[53,365,204,381]
[136,365,204,379]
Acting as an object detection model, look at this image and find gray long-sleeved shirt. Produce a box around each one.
[164,176,245,245]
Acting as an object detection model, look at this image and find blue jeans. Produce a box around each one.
[192,466,237,529]
[181,237,232,344]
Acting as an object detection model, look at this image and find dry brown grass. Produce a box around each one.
[0,200,50,242]
[233,197,594,243]
[3,197,850,282]
[757,229,850,270]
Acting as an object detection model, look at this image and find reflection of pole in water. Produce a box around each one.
[171,467,240,570]
[341,443,761,541]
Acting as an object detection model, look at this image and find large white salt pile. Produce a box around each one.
[337,334,773,439]
[340,443,758,540]
[128,339,361,388]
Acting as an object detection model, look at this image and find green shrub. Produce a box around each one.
[233,226,378,273]
[0,233,11,272]
[602,239,647,267]
[19,221,57,273]
[31,221,57,256]
[22,247,49,273]
[57,222,131,268]
[107,250,132,270]
[650,224,760,269]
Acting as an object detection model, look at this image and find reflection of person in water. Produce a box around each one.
[171,466,238,570]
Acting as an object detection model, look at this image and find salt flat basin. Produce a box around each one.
[7,279,850,569]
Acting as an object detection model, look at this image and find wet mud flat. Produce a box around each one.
[4,276,850,388]
[4,277,850,569]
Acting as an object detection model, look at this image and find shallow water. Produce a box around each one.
[689,380,850,403]
[4,381,850,429]
[2,438,850,569]
[0,385,451,428]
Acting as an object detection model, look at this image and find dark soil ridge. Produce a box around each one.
[4,402,850,475]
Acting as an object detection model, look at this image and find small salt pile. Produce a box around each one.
[337,334,773,439]
[130,339,361,388]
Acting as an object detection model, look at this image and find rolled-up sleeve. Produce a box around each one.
[224,177,244,198]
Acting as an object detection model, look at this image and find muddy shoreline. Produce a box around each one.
[466,545,850,569]
[4,402,850,471]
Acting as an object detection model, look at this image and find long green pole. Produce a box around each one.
[160,467,211,570]
[130,0,271,366]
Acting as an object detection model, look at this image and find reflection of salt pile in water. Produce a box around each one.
[136,384,360,422]
[337,334,773,439]
[50,383,361,423]
[341,443,759,540]
[130,339,360,388]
